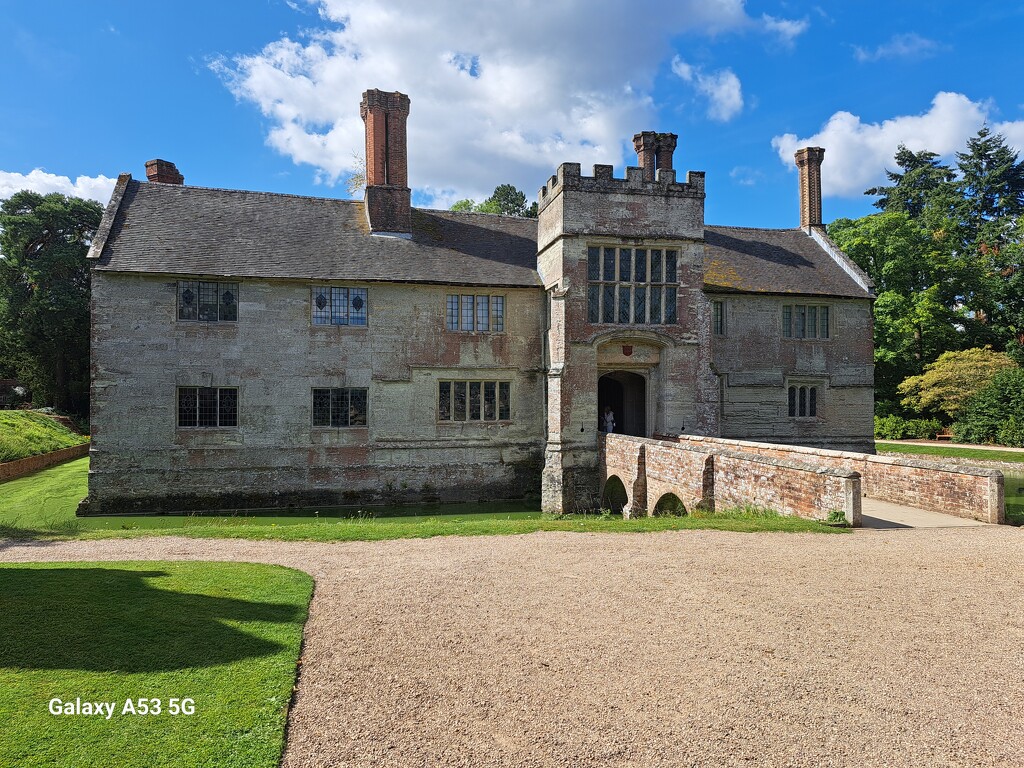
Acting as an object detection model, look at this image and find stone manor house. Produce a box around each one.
[80,89,874,515]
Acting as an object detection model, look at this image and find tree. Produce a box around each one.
[449,184,538,218]
[865,145,956,220]
[0,191,102,414]
[953,367,1024,446]
[828,212,964,400]
[897,347,1016,420]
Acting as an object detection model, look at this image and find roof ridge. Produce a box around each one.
[705,224,802,232]
[138,180,365,205]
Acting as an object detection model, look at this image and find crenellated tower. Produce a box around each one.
[536,135,721,513]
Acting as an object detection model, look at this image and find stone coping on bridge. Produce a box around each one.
[652,433,1003,524]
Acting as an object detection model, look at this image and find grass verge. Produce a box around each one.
[0,411,88,463]
[0,561,312,768]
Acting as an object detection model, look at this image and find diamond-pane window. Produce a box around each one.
[312,286,368,326]
[177,387,238,427]
[178,281,237,323]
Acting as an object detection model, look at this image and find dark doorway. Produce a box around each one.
[598,371,646,437]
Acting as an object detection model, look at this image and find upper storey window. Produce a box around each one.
[312,286,367,326]
[587,246,678,325]
[178,281,238,322]
[782,304,830,339]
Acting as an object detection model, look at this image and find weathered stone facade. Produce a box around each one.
[82,87,876,515]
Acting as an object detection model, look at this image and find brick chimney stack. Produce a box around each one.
[360,89,411,235]
[795,147,825,229]
[632,132,679,182]
[145,159,184,185]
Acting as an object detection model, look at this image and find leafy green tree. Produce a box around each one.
[953,367,1024,446]
[897,347,1016,419]
[449,184,538,217]
[828,212,963,400]
[865,145,956,220]
[0,191,102,414]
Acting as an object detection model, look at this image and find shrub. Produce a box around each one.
[953,368,1024,446]
[874,415,943,440]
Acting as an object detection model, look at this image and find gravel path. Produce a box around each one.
[3,528,1023,767]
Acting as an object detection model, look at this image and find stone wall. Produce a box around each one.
[660,434,1003,524]
[86,272,546,514]
[0,443,90,483]
[600,433,861,524]
[708,293,874,452]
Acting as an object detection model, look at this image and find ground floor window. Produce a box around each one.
[438,380,511,421]
[177,387,238,427]
[312,388,368,427]
[788,384,818,417]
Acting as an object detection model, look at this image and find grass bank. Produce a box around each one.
[875,441,1024,464]
[0,458,845,540]
[0,561,312,768]
[0,411,88,463]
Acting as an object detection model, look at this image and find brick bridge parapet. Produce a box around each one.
[599,433,1005,525]
[599,433,862,525]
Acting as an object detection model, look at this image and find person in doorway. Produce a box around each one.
[601,405,616,433]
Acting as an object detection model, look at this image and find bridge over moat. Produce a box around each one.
[598,434,1004,526]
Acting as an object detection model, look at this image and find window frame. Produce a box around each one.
[587,245,679,325]
[176,386,239,428]
[781,303,831,340]
[445,293,506,333]
[177,280,239,323]
[786,382,822,419]
[712,300,726,336]
[437,379,512,422]
[311,285,369,327]
[311,387,369,428]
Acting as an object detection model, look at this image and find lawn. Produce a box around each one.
[0,411,88,463]
[0,457,846,540]
[0,561,313,768]
[875,441,1024,464]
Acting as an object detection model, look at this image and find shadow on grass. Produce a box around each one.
[0,567,304,672]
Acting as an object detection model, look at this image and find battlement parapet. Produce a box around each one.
[538,162,705,211]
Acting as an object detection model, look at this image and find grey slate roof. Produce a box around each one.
[703,225,871,299]
[92,180,541,288]
[92,179,870,298]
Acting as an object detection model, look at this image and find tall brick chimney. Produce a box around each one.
[145,159,184,185]
[360,89,411,235]
[795,147,825,229]
[632,132,679,182]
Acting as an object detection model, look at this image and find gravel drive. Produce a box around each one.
[2,528,1023,767]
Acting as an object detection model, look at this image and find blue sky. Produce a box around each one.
[2,0,1023,228]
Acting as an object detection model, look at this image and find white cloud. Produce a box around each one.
[0,169,116,204]
[212,0,762,204]
[770,91,1024,198]
[853,33,941,63]
[671,56,744,122]
[729,166,763,186]
[761,14,808,47]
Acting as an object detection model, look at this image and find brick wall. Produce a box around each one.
[659,434,1003,524]
[0,443,90,482]
[600,433,861,524]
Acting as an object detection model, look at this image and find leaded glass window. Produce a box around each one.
[177,387,238,427]
[781,304,831,339]
[438,380,512,422]
[713,300,725,335]
[586,245,680,325]
[787,385,819,417]
[445,294,506,332]
[178,281,238,323]
[311,387,368,427]
[311,286,368,326]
